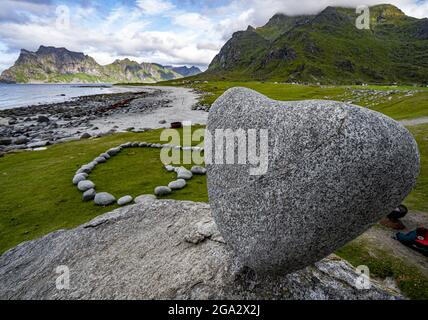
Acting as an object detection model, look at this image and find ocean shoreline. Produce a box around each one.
[0,83,149,110]
[0,86,207,154]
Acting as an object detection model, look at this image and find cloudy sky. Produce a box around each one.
[0,0,427,73]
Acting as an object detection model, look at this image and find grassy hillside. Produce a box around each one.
[205,4,428,85]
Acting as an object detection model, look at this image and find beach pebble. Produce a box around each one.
[168,179,187,190]
[94,192,116,206]
[77,180,95,192]
[28,141,49,148]
[82,189,96,201]
[0,138,12,146]
[80,133,91,139]
[117,196,133,206]
[154,186,172,196]
[37,115,50,123]
[14,136,29,145]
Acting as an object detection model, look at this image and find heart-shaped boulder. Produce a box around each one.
[206,87,420,275]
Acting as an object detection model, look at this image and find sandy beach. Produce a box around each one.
[89,86,207,134]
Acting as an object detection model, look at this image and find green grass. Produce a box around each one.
[194,82,428,120]
[132,80,428,120]
[404,124,428,212]
[336,240,428,300]
[0,127,207,254]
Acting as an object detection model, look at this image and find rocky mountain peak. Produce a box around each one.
[0,46,187,84]
[35,45,86,60]
[265,13,289,26]
[372,4,405,17]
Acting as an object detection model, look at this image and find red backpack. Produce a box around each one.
[415,228,428,247]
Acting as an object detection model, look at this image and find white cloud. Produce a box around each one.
[136,0,175,15]
[210,0,427,32]
[172,12,212,31]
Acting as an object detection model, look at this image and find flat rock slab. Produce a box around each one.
[0,200,400,300]
[207,87,420,275]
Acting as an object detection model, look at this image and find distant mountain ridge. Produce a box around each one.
[0,46,200,84]
[204,4,428,85]
[165,65,202,77]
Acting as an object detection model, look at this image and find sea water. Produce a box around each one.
[0,83,141,110]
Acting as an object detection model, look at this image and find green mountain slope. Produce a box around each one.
[0,46,184,84]
[206,4,428,85]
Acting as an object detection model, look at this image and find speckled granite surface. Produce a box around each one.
[207,87,420,275]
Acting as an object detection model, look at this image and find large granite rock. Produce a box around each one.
[0,200,400,300]
[207,87,420,275]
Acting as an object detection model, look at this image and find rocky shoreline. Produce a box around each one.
[0,87,206,155]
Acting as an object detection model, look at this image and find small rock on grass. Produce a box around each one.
[191,166,207,175]
[154,186,172,196]
[165,165,175,172]
[94,156,106,164]
[134,194,156,204]
[80,133,91,139]
[76,163,95,174]
[177,167,193,180]
[106,147,121,156]
[73,173,88,185]
[77,180,95,192]
[94,192,116,206]
[117,196,133,206]
[82,189,96,201]
[168,179,186,190]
